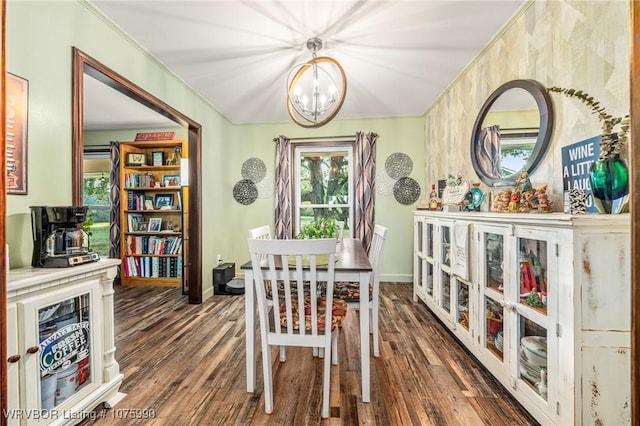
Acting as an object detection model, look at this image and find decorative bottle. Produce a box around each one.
[428,184,439,210]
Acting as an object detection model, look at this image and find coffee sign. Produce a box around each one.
[39,321,90,376]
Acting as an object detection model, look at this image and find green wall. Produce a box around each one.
[227,116,426,286]
[5,1,233,296]
[5,1,424,300]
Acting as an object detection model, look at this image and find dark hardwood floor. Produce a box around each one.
[80,282,538,425]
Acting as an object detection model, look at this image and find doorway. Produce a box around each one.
[71,47,203,304]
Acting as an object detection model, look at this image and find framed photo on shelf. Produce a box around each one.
[126,152,147,166]
[155,194,174,209]
[128,213,143,231]
[152,151,165,166]
[162,174,181,187]
[137,222,149,232]
[148,218,162,232]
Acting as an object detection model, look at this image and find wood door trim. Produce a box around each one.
[1,0,7,421]
[71,48,202,304]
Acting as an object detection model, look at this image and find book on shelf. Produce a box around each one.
[124,172,156,188]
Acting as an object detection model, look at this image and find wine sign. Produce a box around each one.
[561,136,600,213]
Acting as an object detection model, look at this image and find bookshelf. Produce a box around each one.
[119,140,188,288]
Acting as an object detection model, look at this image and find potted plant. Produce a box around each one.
[547,87,630,214]
[296,217,339,239]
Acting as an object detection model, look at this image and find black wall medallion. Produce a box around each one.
[393,177,421,205]
[233,179,258,205]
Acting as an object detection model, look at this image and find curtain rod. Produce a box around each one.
[83,145,111,151]
[273,134,355,142]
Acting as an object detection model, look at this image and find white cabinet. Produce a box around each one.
[413,211,630,425]
[6,259,125,425]
[413,216,473,346]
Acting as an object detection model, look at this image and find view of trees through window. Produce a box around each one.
[83,167,111,258]
[296,146,352,237]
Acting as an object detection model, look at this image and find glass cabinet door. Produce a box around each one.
[38,293,93,411]
[438,223,452,313]
[477,225,510,364]
[425,222,435,298]
[514,233,554,403]
[484,296,505,362]
[454,277,470,332]
[485,232,505,294]
[517,316,548,401]
[21,280,101,421]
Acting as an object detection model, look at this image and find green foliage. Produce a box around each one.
[547,87,629,160]
[296,218,338,239]
[83,211,94,237]
[525,291,545,308]
[83,175,110,204]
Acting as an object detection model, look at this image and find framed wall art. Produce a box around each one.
[125,152,147,166]
[6,73,29,194]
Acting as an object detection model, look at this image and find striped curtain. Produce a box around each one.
[353,131,377,252]
[477,125,501,179]
[109,141,121,260]
[274,135,292,239]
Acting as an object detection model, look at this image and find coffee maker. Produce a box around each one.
[31,206,100,268]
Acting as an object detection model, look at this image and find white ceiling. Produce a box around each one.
[86,0,526,128]
[83,74,177,130]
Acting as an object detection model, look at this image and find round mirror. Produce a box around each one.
[470,79,554,186]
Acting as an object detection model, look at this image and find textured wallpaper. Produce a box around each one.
[423,0,630,209]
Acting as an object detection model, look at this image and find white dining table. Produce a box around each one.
[241,238,373,402]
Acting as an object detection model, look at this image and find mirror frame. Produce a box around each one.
[470,79,554,186]
[71,47,203,304]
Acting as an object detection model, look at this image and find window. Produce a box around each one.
[83,150,111,258]
[293,143,353,237]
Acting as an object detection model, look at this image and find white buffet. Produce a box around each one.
[6,259,125,425]
[413,211,630,425]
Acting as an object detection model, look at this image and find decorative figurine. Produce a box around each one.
[515,170,532,193]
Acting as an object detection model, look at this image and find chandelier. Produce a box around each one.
[287,37,347,128]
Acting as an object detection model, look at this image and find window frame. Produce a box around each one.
[292,142,354,237]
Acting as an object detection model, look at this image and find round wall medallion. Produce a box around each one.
[374,169,396,196]
[385,152,413,180]
[241,158,267,183]
[393,177,421,205]
[256,173,275,198]
[233,179,258,205]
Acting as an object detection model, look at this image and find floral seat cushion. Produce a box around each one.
[279,297,347,331]
[334,281,373,303]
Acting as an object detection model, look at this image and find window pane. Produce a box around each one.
[299,150,349,205]
[294,144,352,237]
[83,157,111,258]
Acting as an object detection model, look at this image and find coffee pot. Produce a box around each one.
[45,227,88,257]
[31,206,99,268]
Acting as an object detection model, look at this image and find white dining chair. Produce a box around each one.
[247,238,346,418]
[247,225,272,240]
[335,224,388,356]
[247,225,288,360]
[336,220,345,241]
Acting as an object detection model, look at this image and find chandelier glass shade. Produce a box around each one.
[287,38,347,128]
